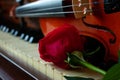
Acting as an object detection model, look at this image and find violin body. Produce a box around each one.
[39,0,120,63]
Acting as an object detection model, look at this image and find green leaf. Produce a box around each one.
[103,63,120,80]
[64,76,94,80]
[118,50,120,63]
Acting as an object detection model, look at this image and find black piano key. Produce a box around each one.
[13,30,19,36]
[10,29,15,35]
[5,28,9,33]
[0,25,3,30]
[28,36,34,43]
[20,33,25,39]
[2,26,7,32]
[18,26,44,43]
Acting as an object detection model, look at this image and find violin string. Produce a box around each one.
[49,0,111,5]
[17,10,91,16]
[18,1,111,14]
[16,0,117,17]
[18,5,74,13]
[17,9,103,17]
[17,10,93,17]
[18,4,105,15]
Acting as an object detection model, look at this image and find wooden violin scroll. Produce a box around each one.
[72,0,92,19]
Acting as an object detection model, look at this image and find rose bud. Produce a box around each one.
[38,24,85,69]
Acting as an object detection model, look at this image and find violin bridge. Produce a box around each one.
[72,0,92,19]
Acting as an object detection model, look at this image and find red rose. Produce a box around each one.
[38,24,85,69]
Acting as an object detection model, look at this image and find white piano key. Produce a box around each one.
[46,64,54,80]
[54,68,63,80]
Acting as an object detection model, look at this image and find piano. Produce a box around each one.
[0,30,103,80]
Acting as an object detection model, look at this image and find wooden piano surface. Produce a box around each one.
[0,54,37,80]
[0,31,103,80]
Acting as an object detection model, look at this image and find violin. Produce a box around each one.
[39,0,120,66]
[16,0,120,68]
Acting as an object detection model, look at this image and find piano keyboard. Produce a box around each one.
[0,24,44,43]
[0,31,103,80]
